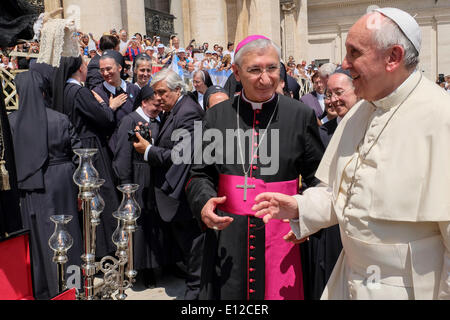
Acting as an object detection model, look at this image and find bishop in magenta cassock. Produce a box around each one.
[185,35,324,300]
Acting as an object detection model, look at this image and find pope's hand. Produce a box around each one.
[133,125,150,154]
[252,192,299,224]
[201,196,233,231]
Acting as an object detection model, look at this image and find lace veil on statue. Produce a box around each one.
[37,18,80,67]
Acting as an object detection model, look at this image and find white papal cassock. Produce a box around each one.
[290,70,450,300]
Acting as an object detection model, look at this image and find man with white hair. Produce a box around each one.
[253,8,450,299]
[318,63,337,84]
[133,69,205,300]
[185,35,324,300]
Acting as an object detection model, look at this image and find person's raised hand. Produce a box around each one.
[109,93,127,110]
[91,90,105,104]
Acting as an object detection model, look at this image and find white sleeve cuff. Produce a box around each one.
[289,185,336,240]
[144,144,152,161]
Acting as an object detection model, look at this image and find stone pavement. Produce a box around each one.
[120,268,187,300]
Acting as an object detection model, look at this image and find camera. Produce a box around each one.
[128,125,152,143]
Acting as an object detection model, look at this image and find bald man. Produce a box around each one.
[319,72,359,147]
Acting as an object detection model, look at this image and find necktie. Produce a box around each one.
[115,86,125,97]
[161,111,170,126]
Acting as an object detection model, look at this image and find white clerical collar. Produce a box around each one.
[66,78,82,86]
[372,70,421,110]
[136,107,160,123]
[198,92,204,109]
[241,91,275,110]
[103,79,127,95]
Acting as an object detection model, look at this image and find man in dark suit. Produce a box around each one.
[287,74,301,100]
[133,68,205,300]
[300,71,326,120]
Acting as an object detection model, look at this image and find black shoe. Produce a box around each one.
[143,268,156,289]
[163,264,189,280]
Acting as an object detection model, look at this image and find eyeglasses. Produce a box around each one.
[245,65,280,77]
[325,87,352,99]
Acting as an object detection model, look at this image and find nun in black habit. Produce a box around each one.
[0,0,42,240]
[8,70,83,299]
[91,50,140,155]
[52,55,120,257]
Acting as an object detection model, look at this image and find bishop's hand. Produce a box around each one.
[283,230,308,244]
[252,192,299,224]
[201,196,233,231]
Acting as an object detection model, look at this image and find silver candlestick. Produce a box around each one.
[61,148,140,300]
[73,148,100,300]
[116,184,141,286]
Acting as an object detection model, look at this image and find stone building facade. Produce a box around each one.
[44,0,450,79]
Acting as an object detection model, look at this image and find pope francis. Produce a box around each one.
[253,7,450,300]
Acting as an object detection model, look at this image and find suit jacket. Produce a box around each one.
[319,117,338,148]
[147,95,205,222]
[300,91,326,119]
[287,75,300,100]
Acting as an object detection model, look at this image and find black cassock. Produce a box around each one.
[0,0,40,239]
[63,82,119,257]
[9,108,84,299]
[112,110,170,270]
[186,93,324,300]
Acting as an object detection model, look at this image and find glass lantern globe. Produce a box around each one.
[116,184,141,222]
[112,211,128,248]
[73,149,100,188]
[48,215,74,254]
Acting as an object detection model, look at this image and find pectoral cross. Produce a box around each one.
[236,173,255,201]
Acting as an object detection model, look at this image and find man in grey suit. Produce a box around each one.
[300,71,327,121]
[133,69,205,300]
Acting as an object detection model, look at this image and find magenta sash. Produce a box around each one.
[217,174,299,215]
[217,174,304,300]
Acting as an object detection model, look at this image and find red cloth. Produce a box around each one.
[152,65,163,74]
[51,288,77,300]
[0,231,76,300]
[0,232,34,300]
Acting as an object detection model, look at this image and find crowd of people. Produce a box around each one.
[1,3,450,302]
